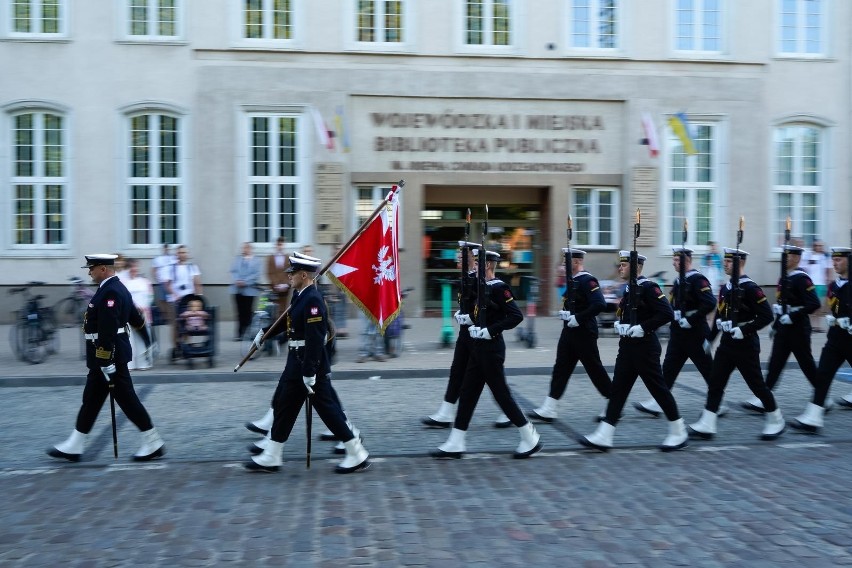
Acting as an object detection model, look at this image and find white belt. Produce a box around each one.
[289,340,306,348]
[85,328,126,340]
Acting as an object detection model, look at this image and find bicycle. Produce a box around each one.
[8,282,59,364]
[240,290,278,358]
[53,276,94,328]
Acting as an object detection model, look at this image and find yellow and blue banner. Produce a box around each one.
[667,112,697,155]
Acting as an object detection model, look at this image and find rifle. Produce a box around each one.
[729,216,745,326]
[459,208,471,312]
[629,209,640,326]
[778,216,791,319]
[476,205,489,329]
[564,215,575,314]
[677,218,687,315]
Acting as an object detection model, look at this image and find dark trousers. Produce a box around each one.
[269,354,353,444]
[234,294,256,339]
[662,329,713,389]
[443,329,473,403]
[812,336,852,406]
[75,363,153,434]
[454,338,527,431]
[549,328,611,399]
[606,335,680,424]
[765,327,819,390]
[706,342,777,413]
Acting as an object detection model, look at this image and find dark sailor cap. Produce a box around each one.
[287,252,322,273]
[671,246,693,258]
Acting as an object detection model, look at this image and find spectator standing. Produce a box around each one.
[702,241,723,296]
[230,242,262,341]
[151,244,176,326]
[804,239,833,331]
[124,258,154,370]
[266,237,292,321]
[164,245,203,359]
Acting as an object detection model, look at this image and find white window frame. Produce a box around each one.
[776,0,827,58]
[564,0,621,53]
[352,184,404,249]
[456,0,521,55]
[5,0,68,39]
[123,0,184,42]
[771,123,826,249]
[123,107,186,250]
[233,0,304,49]
[663,120,722,249]
[569,187,620,250]
[672,0,724,55]
[244,111,311,247]
[5,105,69,251]
[345,0,413,52]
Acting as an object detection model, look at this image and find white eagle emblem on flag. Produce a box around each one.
[372,245,396,285]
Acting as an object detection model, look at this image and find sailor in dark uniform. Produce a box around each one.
[580,250,687,452]
[634,247,718,417]
[689,248,784,440]
[246,253,369,473]
[48,254,163,462]
[422,243,479,427]
[528,248,612,423]
[791,246,852,432]
[432,250,542,459]
[742,244,821,412]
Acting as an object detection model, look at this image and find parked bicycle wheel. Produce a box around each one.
[53,296,86,328]
[8,321,24,361]
[20,322,47,364]
[240,312,270,357]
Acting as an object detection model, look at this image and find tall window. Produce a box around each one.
[248,114,305,244]
[778,0,824,56]
[569,0,618,49]
[674,0,722,52]
[667,122,717,247]
[244,0,293,40]
[127,0,180,39]
[464,0,511,47]
[773,125,822,246]
[356,0,404,43]
[571,187,618,248]
[10,111,67,246]
[9,0,66,36]
[128,113,182,246]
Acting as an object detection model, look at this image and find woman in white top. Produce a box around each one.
[124,258,155,370]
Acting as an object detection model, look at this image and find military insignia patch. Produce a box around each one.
[504,290,511,298]
[107,299,115,307]
[95,347,111,360]
[310,306,319,315]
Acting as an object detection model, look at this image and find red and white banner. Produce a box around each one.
[641,112,660,158]
[327,188,401,334]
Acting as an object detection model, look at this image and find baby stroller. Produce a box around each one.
[174,293,217,369]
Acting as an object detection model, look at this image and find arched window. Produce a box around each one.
[773,124,824,246]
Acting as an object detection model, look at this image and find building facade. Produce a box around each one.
[1,0,850,319]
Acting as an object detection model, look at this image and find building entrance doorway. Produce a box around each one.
[422,205,542,313]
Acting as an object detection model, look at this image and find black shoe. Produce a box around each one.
[421,417,452,428]
[244,461,279,473]
[319,432,339,441]
[247,443,263,455]
[430,449,463,459]
[577,437,610,452]
[526,410,554,423]
[837,398,852,409]
[687,427,714,440]
[245,422,269,435]
[493,420,512,429]
[47,448,81,462]
[132,446,166,462]
[513,442,543,459]
[788,420,819,434]
[334,459,371,474]
[633,401,662,418]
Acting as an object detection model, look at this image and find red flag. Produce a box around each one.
[327,189,401,334]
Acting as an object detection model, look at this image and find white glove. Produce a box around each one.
[730,327,744,339]
[677,317,691,329]
[303,375,316,387]
[558,310,572,321]
[474,327,492,340]
[627,325,645,338]
[779,314,793,325]
[719,320,733,333]
[615,323,631,337]
[673,310,682,321]
[836,316,850,330]
[566,315,579,327]
[454,311,473,326]
[101,364,117,381]
[702,339,712,355]
[772,304,784,316]
[468,326,480,338]
[825,315,837,327]
[252,329,264,350]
